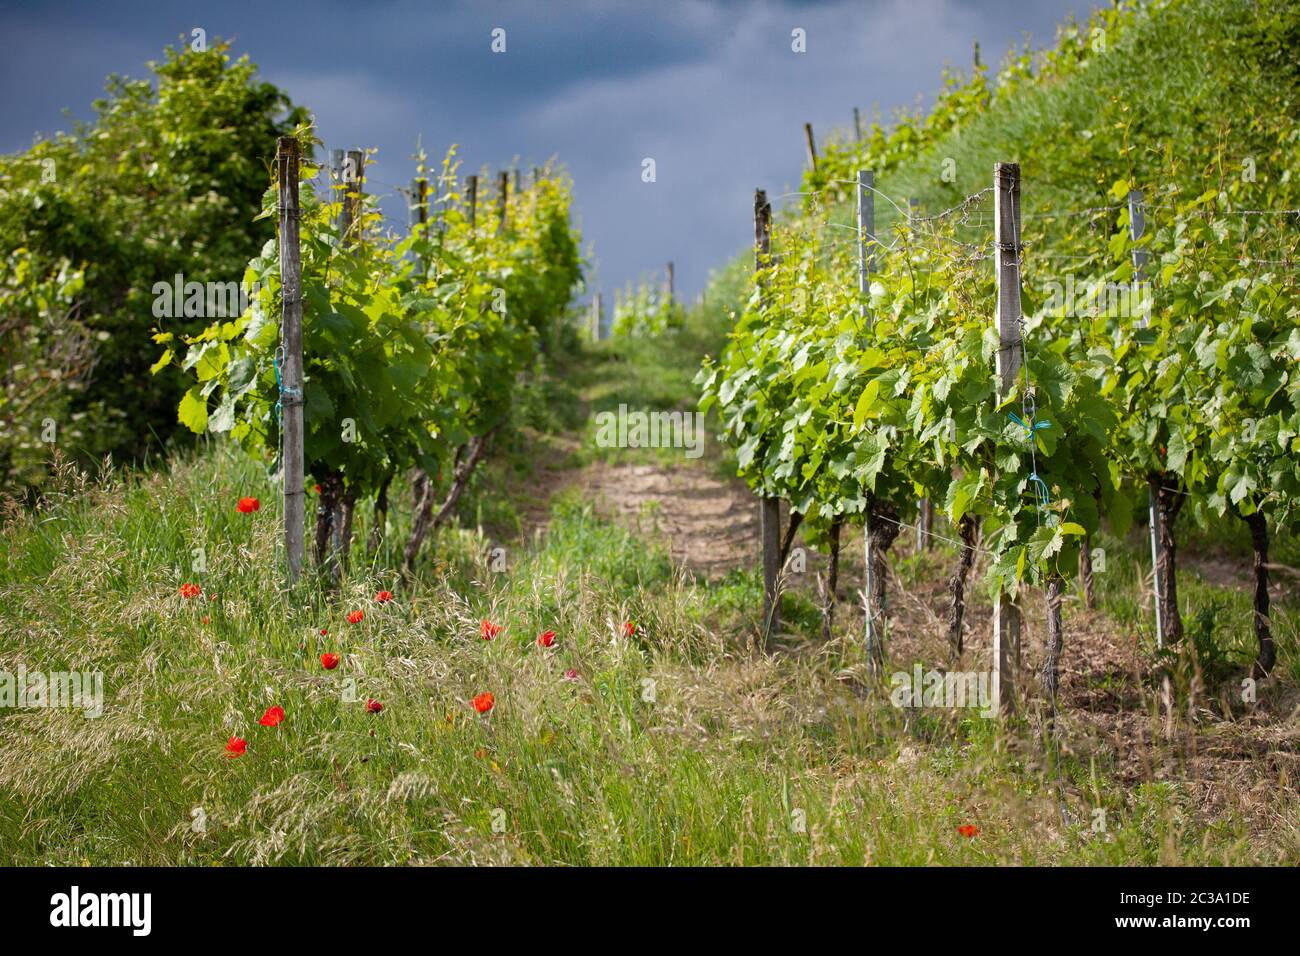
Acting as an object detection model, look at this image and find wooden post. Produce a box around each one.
[466,173,478,229]
[993,162,1023,714]
[856,169,887,673]
[409,176,429,263]
[755,188,780,647]
[1129,188,1164,648]
[853,107,862,143]
[277,137,305,585]
[804,122,818,171]
[497,170,509,233]
[908,197,932,552]
[407,179,421,228]
[413,177,429,275]
[856,170,873,320]
[329,149,345,238]
[666,261,674,306]
[337,149,365,247]
[761,502,781,646]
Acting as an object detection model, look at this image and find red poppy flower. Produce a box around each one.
[958,824,979,838]
[472,692,495,714]
[564,668,579,681]
[320,653,340,670]
[201,615,210,624]
[236,497,260,514]
[623,620,637,637]
[179,582,201,599]
[225,736,247,758]
[375,590,393,603]
[347,610,364,624]
[480,619,501,641]
[536,630,556,648]
[366,698,384,714]
[319,628,328,636]
[259,705,285,727]
[314,483,321,494]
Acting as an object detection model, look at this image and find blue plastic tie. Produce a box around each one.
[1007,411,1051,436]
[1028,472,1052,508]
[273,350,301,423]
[1008,412,1053,510]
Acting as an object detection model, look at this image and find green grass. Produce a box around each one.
[1,443,1295,865]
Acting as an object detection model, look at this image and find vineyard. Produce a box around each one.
[716,1,1300,669]
[1,0,1299,873]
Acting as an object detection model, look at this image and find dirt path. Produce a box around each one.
[520,446,760,580]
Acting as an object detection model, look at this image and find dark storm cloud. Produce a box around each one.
[0,0,1100,305]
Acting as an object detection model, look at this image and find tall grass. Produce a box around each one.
[1,447,1293,865]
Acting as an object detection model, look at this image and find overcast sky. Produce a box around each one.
[1,0,1099,305]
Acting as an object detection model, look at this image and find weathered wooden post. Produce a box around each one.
[335,149,364,245]
[857,169,888,676]
[412,175,428,266]
[466,173,478,229]
[1128,188,1165,648]
[328,149,343,236]
[804,122,818,171]
[497,170,509,233]
[755,188,781,647]
[857,171,873,322]
[909,197,932,553]
[993,162,1023,714]
[408,177,427,229]
[277,137,305,585]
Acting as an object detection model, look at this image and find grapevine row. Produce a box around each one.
[701,0,1300,702]
[158,130,583,576]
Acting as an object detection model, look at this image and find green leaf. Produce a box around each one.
[149,349,174,375]
[852,379,880,432]
[1166,428,1191,473]
[945,472,982,523]
[209,395,236,433]
[178,386,208,434]
[1228,470,1252,505]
